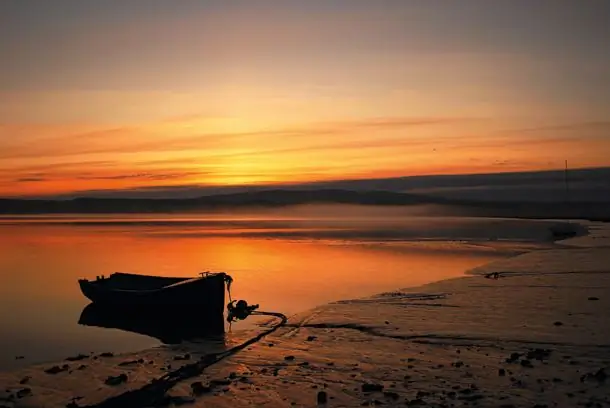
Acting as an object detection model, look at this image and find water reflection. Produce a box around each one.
[78,303,226,344]
[0,211,547,369]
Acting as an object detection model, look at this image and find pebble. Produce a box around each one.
[520,359,534,368]
[553,321,564,326]
[588,297,600,301]
[506,352,522,363]
[362,383,384,393]
[284,355,296,361]
[307,336,317,342]
[16,388,32,398]
[65,354,89,362]
[104,374,128,386]
[44,365,69,374]
[526,349,552,361]
[118,359,142,366]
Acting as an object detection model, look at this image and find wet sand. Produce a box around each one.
[2,221,609,408]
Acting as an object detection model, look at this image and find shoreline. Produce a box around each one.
[2,220,609,407]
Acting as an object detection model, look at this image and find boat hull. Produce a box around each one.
[78,272,227,316]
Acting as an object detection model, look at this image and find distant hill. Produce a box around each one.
[0,189,433,214]
[0,189,608,220]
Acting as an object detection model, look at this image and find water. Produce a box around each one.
[0,207,558,370]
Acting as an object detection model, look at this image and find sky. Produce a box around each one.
[1,0,609,198]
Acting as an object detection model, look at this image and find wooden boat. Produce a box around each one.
[78,303,226,343]
[78,272,230,314]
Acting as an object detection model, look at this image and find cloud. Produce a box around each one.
[499,121,610,135]
[75,171,204,181]
[16,177,46,183]
[0,116,474,160]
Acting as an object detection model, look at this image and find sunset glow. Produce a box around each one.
[1,1,609,197]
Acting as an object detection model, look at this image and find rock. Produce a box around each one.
[284,355,296,361]
[307,336,317,342]
[16,388,32,398]
[65,354,89,362]
[362,383,384,393]
[118,359,141,366]
[14,356,25,360]
[317,390,328,404]
[526,349,552,361]
[588,297,600,301]
[104,374,128,386]
[228,372,238,379]
[45,365,69,374]
[99,352,114,358]
[19,376,30,384]
[191,382,212,395]
[553,321,563,326]
[520,359,534,368]
[498,368,506,376]
[506,352,522,363]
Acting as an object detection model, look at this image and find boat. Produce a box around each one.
[78,272,231,314]
[78,303,226,343]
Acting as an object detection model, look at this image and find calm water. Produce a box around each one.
[0,208,558,370]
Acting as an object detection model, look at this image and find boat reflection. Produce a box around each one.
[78,303,226,344]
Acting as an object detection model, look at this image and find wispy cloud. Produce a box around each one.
[0,116,472,160]
[500,121,610,135]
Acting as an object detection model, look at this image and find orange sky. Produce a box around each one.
[1,1,609,197]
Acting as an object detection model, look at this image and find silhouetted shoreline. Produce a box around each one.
[1,189,609,221]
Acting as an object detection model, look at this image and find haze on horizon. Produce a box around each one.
[1,0,609,198]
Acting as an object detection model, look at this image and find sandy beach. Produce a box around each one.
[2,220,609,408]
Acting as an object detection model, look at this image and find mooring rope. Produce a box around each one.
[75,304,287,407]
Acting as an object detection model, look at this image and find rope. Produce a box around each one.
[74,275,286,408]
